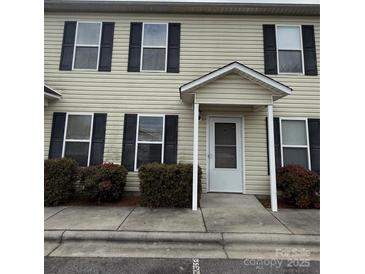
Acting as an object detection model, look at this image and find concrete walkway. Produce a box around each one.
[44,194,320,259]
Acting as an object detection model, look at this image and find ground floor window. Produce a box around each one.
[135,115,165,170]
[280,118,311,169]
[62,113,94,166]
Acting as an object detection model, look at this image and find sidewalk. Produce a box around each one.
[44,194,320,260]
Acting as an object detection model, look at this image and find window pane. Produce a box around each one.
[64,142,89,166]
[74,47,98,69]
[278,50,303,73]
[66,115,92,140]
[76,23,101,44]
[281,120,307,145]
[215,123,236,146]
[283,147,308,169]
[142,48,166,71]
[215,146,237,168]
[138,116,163,142]
[143,24,167,46]
[137,144,162,168]
[277,26,301,50]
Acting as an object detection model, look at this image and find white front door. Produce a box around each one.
[208,117,243,193]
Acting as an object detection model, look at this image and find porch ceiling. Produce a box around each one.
[179,61,292,105]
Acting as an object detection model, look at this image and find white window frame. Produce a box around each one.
[275,25,305,75]
[140,22,169,73]
[62,112,94,166]
[72,21,103,70]
[279,117,311,170]
[134,114,165,171]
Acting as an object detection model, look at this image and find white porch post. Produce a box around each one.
[192,103,199,211]
[267,104,278,212]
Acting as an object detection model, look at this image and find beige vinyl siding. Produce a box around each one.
[194,74,273,105]
[44,12,319,193]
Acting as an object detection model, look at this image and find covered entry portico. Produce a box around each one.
[179,62,292,212]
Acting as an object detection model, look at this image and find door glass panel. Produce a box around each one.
[214,122,237,168]
[215,147,237,168]
[215,123,236,145]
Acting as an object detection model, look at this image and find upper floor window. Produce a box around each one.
[276,26,304,74]
[141,23,168,72]
[280,118,311,169]
[73,22,102,70]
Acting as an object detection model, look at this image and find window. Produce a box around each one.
[280,119,311,169]
[276,26,304,74]
[73,22,102,69]
[141,23,168,71]
[135,115,165,170]
[62,113,93,166]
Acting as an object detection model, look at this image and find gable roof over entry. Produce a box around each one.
[179,61,292,104]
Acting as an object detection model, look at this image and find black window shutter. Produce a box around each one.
[302,25,318,76]
[164,115,178,164]
[308,118,320,174]
[127,22,143,72]
[89,113,107,165]
[49,112,66,159]
[266,117,282,175]
[273,118,282,169]
[121,114,138,171]
[98,22,115,72]
[263,24,277,75]
[167,23,181,73]
[59,21,76,71]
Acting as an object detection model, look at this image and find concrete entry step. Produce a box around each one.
[200,193,265,209]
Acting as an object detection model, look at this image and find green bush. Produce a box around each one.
[138,163,202,208]
[277,165,320,208]
[44,158,78,206]
[79,163,128,203]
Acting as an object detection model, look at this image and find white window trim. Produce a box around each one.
[62,112,94,166]
[279,117,311,170]
[275,25,305,75]
[72,21,103,71]
[134,114,166,171]
[140,23,169,73]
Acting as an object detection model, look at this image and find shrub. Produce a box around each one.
[44,158,78,206]
[277,165,320,208]
[138,163,202,208]
[79,163,128,203]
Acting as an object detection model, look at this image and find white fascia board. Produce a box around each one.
[180,62,292,96]
[44,84,62,99]
[44,93,61,100]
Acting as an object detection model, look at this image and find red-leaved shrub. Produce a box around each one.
[79,163,128,203]
[277,165,320,208]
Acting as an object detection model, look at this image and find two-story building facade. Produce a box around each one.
[44,0,320,211]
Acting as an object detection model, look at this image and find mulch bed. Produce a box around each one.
[65,195,141,207]
[256,196,298,209]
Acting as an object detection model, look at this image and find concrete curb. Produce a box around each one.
[223,233,320,246]
[44,230,64,243]
[45,230,319,246]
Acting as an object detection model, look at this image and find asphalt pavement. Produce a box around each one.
[44,257,320,274]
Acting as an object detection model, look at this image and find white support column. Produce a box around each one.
[267,104,278,212]
[192,103,199,211]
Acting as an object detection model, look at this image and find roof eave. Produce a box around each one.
[44,1,320,16]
